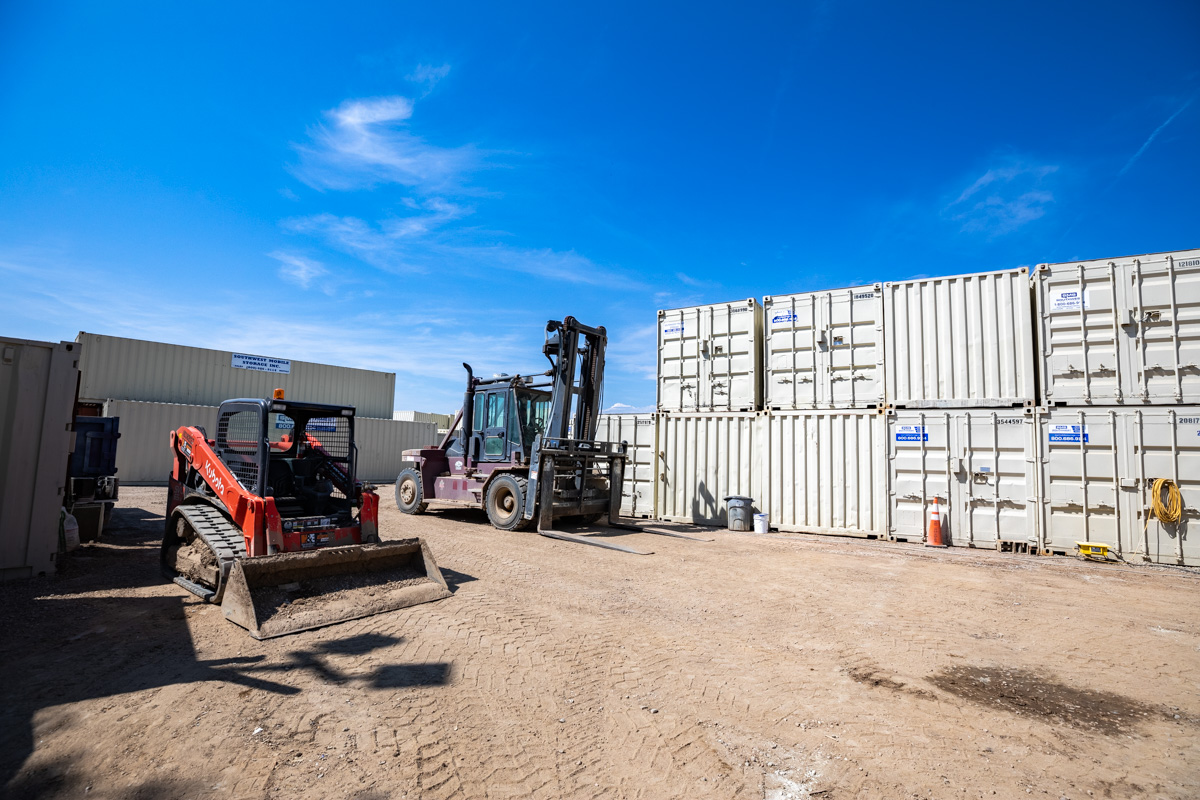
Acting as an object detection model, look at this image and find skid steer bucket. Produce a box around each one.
[220,539,451,639]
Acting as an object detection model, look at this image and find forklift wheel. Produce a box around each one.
[395,468,428,514]
[486,474,535,531]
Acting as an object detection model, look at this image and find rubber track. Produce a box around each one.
[175,504,247,603]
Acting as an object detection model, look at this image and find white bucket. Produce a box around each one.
[753,513,769,534]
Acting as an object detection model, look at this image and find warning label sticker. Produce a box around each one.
[1048,424,1088,443]
[894,425,928,442]
[1048,289,1090,312]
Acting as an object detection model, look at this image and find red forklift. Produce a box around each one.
[397,317,696,554]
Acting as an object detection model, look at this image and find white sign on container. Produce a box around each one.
[232,353,292,374]
[1046,424,1088,443]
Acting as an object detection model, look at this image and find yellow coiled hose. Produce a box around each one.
[1147,478,1183,528]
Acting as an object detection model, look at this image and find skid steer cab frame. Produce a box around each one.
[400,317,653,553]
[166,397,378,558]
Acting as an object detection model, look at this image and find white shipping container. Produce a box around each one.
[596,413,658,518]
[762,285,884,410]
[77,332,396,418]
[887,408,1039,548]
[1035,249,1200,406]
[762,410,886,537]
[658,299,762,412]
[883,269,1036,408]
[1037,407,1200,566]
[657,412,760,525]
[356,417,438,483]
[0,337,79,580]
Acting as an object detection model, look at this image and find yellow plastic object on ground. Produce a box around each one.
[1075,541,1112,561]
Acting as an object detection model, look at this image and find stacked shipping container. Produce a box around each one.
[628,247,1196,568]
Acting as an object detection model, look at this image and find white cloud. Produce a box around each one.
[407,63,451,93]
[291,95,477,191]
[269,251,328,289]
[944,163,1058,236]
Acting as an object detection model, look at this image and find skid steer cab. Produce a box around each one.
[163,394,449,638]
[397,317,679,554]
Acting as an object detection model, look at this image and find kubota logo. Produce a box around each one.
[204,461,225,495]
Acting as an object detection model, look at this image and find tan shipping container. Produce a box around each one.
[1035,248,1200,406]
[596,413,658,519]
[77,332,395,418]
[657,299,762,412]
[656,412,761,525]
[883,268,1036,408]
[1,337,80,580]
[762,410,887,537]
[1037,407,1200,566]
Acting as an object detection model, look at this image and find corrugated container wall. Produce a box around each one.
[77,333,395,418]
[355,417,438,483]
[596,413,658,518]
[762,410,886,537]
[658,300,762,412]
[1037,407,1200,566]
[762,285,885,409]
[887,408,1039,548]
[1035,249,1200,406]
[102,400,219,483]
[657,413,760,525]
[883,269,1036,408]
[104,399,435,485]
[1,337,80,580]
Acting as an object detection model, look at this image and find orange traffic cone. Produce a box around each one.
[926,497,947,547]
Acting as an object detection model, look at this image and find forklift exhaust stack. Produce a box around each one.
[220,539,451,639]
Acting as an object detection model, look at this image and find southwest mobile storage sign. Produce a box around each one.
[232,353,292,374]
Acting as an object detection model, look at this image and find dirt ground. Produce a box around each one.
[2,487,1198,800]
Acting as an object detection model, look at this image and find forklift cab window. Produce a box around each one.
[483,392,507,458]
[514,389,551,448]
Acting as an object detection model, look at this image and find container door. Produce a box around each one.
[825,287,883,408]
[658,308,702,411]
[763,294,821,409]
[1122,410,1200,566]
[1123,252,1200,405]
[1038,410,1121,555]
[1038,262,1124,404]
[705,302,758,411]
[887,411,952,543]
[953,411,1038,548]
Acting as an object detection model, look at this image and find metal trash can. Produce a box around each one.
[724,496,754,531]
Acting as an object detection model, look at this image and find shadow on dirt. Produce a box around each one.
[928,665,1170,735]
[0,508,454,798]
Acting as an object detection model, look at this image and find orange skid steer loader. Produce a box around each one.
[162,394,449,639]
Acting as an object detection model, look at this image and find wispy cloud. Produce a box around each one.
[944,162,1058,236]
[1118,95,1195,177]
[269,251,329,290]
[291,95,478,191]
[406,63,451,94]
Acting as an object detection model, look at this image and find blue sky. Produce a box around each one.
[2,2,1198,414]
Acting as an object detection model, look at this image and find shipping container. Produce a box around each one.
[102,399,435,485]
[657,299,762,412]
[762,285,885,410]
[596,413,658,518]
[393,410,455,429]
[883,269,1036,408]
[76,332,396,418]
[762,410,886,537]
[1035,249,1200,406]
[887,408,1039,548]
[102,400,219,484]
[0,337,80,580]
[657,412,760,525]
[355,416,438,483]
[1036,407,1200,566]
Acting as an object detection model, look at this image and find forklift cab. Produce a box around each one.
[458,384,552,465]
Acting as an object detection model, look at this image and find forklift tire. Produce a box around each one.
[395,468,428,514]
[486,474,535,531]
